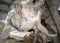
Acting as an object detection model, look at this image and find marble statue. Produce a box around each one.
[1,0,57,43]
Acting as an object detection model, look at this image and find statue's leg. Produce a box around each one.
[33,36,37,43]
[33,26,38,43]
[41,33,47,43]
[1,26,16,39]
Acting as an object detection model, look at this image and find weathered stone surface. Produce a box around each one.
[46,17,57,33]
[0,3,8,11]
[44,0,60,43]
[46,0,60,36]
[2,0,13,3]
[10,31,32,41]
[0,0,60,43]
[0,12,7,20]
[0,20,5,43]
[5,39,17,43]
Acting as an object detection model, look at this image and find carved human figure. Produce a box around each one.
[1,0,57,43]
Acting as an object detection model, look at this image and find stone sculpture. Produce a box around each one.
[1,0,57,43]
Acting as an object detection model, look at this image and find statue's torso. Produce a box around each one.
[11,8,39,31]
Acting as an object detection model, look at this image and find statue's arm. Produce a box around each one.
[36,21,48,35]
[1,10,18,39]
[5,11,14,26]
[5,10,18,31]
[36,10,49,37]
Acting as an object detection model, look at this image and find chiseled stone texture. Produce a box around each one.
[45,0,60,43]
[0,21,5,43]
[0,11,8,43]
[10,31,32,41]
[5,39,17,43]
[46,0,60,36]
